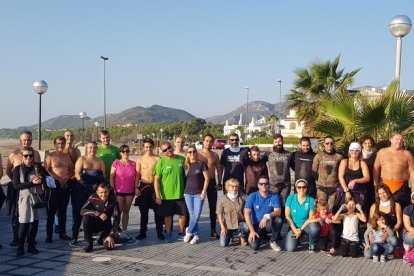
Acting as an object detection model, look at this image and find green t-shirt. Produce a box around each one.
[154,155,185,200]
[97,144,121,179]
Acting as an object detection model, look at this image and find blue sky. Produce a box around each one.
[1,1,413,128]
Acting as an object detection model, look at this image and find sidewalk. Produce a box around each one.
[1,188,414,276]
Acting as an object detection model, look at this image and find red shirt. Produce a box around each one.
[314,213,333,237]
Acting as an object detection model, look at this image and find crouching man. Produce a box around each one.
[81,183,120,252]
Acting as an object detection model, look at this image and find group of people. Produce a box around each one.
[1,130,414,266]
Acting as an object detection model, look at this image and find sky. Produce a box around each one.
[1,0,414,128]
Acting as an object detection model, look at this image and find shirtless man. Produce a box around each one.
[5,131,41,246]
[44,136,73,242]
[374,132,414,209]
[135,138,164,240]
[198,133,223,238]
[174,136,186,157]
[71,141,105,245]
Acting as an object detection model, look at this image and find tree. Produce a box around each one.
[286,55,360,130]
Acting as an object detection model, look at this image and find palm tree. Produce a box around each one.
[286,54,360,130]
[266,114,278,134]
[314,80,414,148]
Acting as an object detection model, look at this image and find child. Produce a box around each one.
[364,211,394,262]
[304,201,337,255]
[333,198,367,258]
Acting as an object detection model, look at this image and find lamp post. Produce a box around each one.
[94,122,100,141]
[100,56,109,129]
[32,80,48,150]
[160,128,164,142]
[276,79,282,134]
[389,15,412,82]
[243,86,249,142]
[79,111,87,145]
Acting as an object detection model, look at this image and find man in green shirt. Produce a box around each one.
[154,141,187,243]
[96,130,120,180]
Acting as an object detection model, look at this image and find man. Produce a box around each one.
[63,129,81,165]
[268,134,292,205]
[312,136,343,211]
[290,137,317,198]
[374,132,414,209]
[220,133,249,193]
[44,136,73,242]
[154,141,187,242]
[173,136,186,157]
[135,138,164,240]
[81,183,120,252]
[198,133,223,238]
[244,176,283,251]
[97,130,120,181]
[245,146,268,195]
[5,131,41,246]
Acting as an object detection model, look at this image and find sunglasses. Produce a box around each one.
[162,145,172,152]
[23,154,34,158]
[188,151,197,154]
[230,138,239,142]
[324,142,334,145]
[121,149,130,153]
[258,182,269,186]
[296,186,307,189]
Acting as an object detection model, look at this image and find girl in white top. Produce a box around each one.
[333,198,367,257]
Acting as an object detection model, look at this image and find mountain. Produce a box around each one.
[205,101,287,124]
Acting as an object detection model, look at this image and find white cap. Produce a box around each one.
[349,142,362,152]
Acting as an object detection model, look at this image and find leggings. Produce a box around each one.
[18,220,39,249]
[339,238,359,258]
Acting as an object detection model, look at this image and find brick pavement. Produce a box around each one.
[1,184,414,275]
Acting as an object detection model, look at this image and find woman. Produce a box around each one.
[12,146,48,256]
[367,183,402,256]
[110,145,137,238]
[285,179,319,252]
[71,141,105,245]
[183,145,209,244]
[337,142,370,207]
[359,135,377,213]
[217,178,248,247]
[402,192,414,262]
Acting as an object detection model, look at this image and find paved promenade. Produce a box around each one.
[1,185,414,276]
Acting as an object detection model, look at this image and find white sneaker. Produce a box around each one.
[373,256,379,262]
[183,228,192,243]
[270,241,281,252]
[190,235,200,244]
[380,255,386,263]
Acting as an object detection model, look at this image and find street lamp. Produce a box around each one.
[276,79,282,134]
[79,111,87,145]
[243,86,249,142]
[100,56,109,129]
[32,80,48,150]
[94,121,100,142]
[389,15,412,81]
[160,128,164,142]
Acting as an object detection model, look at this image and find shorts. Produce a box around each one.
[157,199,188,217]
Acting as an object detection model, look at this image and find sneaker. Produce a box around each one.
[270,241,282,252]
[177,233,185,241]
[83,244,93,253]
[190,235,200,245]
[373,255,379,262]
[59,234,72,241]
[157,233,165,240]
[136,232,147,240]
[403,256,410,264]
[69,239,78,246]
[387,254,394,260]
[328,248,336,256]
[165,233,172,243]
[308,244,315,253]
[183,228,192,243]
[380,255,386,263]
[240,237,248,248]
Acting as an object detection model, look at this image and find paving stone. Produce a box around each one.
[7,267,44,275]
[7,257,41,266]
[0,264,18,273]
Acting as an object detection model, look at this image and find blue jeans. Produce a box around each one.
[220,222,249,247]
[364,243,394,258]
[184,194,204,235]
[403,231,414,248]
[285,222,320,252]
[249,217,283,251]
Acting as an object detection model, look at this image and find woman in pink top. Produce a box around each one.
[110,145,137,237]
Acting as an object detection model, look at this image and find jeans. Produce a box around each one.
[249,217,283,251]
[220,222,248,247]
[285,222,320,252]
[403,231,414,251]
[364,243,394,258]
[184,194,205,235]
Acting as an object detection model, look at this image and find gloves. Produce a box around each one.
[317,218,324,224]
[338,204,347,213]
[356,203,363,213]
[325,218,332,224]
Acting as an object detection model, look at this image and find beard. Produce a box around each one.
[273,145,284,153]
